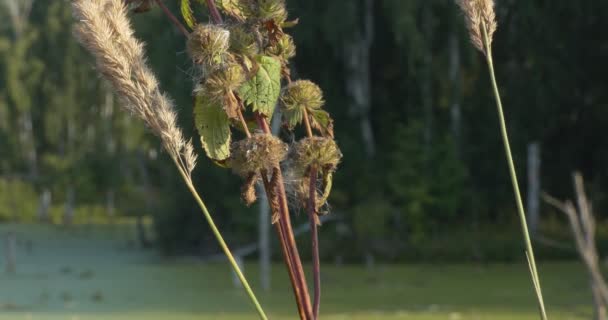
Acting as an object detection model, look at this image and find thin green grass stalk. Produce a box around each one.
[172,157,269,320]
[481,21,548,320]
[72,1,268,317]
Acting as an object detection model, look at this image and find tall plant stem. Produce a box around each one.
[482,22,548,320]
[205,0,224,24]
[303,109,321,319]
[256,114,314,320]
[171,157,268,320]
[154,0,189,36]
[307,166,321,319]
[203,2,311,317]
[261,172,308,319]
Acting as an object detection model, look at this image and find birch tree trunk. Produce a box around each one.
[136,150,151,248]
[449,30,462,150]
[421,3,434,153]
[4,232,16,274]
[63,186,75,225]
[37,188,51,223]
[344,0,375,157]
[527,142,541,236]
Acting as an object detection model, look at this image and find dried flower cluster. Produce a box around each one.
[73,0,196,177]
[456,0,497,54]
[185,0,339,212]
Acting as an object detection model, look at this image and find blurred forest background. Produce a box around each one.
[1,0,607,264]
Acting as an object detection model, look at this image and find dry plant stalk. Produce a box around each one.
[544,173,608,320]
[75,0,342,319]
[71,0,267,318]
[456,1,548,319]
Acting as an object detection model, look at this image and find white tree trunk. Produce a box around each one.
[421,3,434,153]
[344,0,375,157]
[449,31,462,149]
[37,188,51,223]
[527,142,541,236]
[4,232,16,274]
[63,187,75,225]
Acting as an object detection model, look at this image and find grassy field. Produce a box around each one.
[0,223,596,319]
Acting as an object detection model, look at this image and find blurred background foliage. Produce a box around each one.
[1,0,607,262]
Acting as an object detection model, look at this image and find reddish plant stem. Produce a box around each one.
[302,109,314,139]
[302,108,321,319]
[154,0,190,36]
[260,173,307,319]
[205,0,224,24]
[256,114,313,320]
[204,2,312,316]
[307,166,321,319]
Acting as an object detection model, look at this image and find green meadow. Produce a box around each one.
[0,224,594,320]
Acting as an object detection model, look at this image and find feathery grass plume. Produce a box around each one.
[456,1,547,319]
[73,1,268,318]
[73,0,196,176]
[456,0,496,54]
[187,24,231,71]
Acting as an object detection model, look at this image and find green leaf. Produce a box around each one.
[282,104,304,130]
[238,55,281,117]
[309,109,334,137]
[194,94,231,161]
[180,0,196,29]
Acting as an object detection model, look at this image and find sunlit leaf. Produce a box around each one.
[309,109,334,137]
[237,55,281,117]
[194,94,231,161]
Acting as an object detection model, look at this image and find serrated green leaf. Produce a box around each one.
[238,55,281,117]
[282,104,304,129]
[181,0,196,29]
[194,94,231,161]
[309,109,334,137]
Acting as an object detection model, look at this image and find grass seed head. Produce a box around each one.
[456,0,496,54]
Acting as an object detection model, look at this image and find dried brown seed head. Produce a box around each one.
[290,137,341,176]
[187,24,230,69]
[199,63,246,100]
[266,33,296,61]
[281,80,324,112]
[241,173,258,206]
[231,134,288,177]
[257,0,287,23]
[229,24,260,56]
